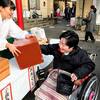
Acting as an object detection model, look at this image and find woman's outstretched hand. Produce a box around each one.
[6,42,21,56]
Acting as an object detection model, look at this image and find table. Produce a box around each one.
[0,54,53,100]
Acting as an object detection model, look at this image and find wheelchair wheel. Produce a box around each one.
[79,75,99,100]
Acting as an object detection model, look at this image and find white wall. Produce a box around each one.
[40,0,48,18]
[95,0,100,25]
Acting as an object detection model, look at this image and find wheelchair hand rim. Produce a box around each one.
[89,91,95,100]
[80,76,99,100]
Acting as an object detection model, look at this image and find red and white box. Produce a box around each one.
[14,37,43,69]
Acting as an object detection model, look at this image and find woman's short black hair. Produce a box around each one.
[0,0,15,10]
[91,5,95,9]
[90,5,97,13]
[59,30,79,48]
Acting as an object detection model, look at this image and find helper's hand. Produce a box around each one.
[38,38,48,45]
[71,73,78,82]
[25,34,35,39]
[6,42,21,56]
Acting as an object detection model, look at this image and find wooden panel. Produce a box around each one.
[0,57,10,81]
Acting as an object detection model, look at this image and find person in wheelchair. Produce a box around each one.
[38,30,95,96]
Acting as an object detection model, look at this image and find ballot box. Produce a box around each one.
[0,57,10,81]
[14,37,43,69]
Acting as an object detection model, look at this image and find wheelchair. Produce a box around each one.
[70,73,99,100]
[35,53,99,100]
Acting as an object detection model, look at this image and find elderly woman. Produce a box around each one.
[0,0,33,57]
[84,5,97,42]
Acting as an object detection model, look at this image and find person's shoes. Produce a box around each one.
[91,39,95,43]
[66,24,70,26]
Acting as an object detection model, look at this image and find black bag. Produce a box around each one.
[83,18,91,24]
[0,37,14,59]
[56,73,74,96]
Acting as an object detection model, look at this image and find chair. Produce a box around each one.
[34,69,99,100]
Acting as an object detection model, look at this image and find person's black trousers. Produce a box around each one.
[85,31,95,41]
[0,37,14,59]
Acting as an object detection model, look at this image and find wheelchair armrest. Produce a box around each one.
[59,69,71,77]
[47,69,71,79]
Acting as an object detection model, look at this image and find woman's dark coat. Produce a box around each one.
[85,10,96,33]
[41,44,95,79]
